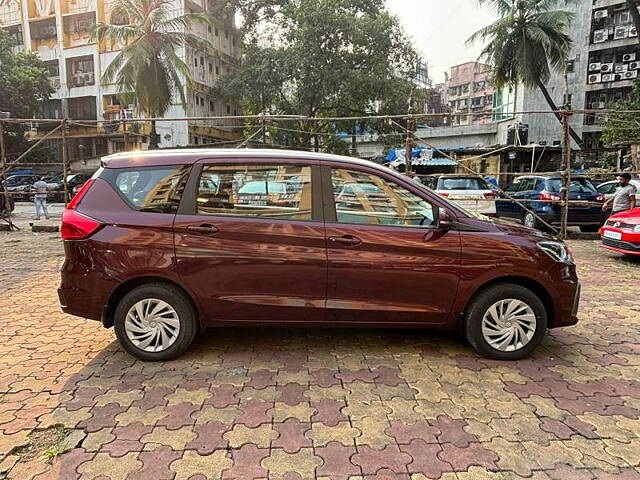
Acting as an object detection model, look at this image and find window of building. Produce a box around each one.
[215,27,219,36]
[215,65,220,75]
[209,63,213,72]
[196,165,313,220]
[226,105,231,114]
[68,96,97,120]
[67,56,95,87]
[331,169,436,228]
[209,100,215,111]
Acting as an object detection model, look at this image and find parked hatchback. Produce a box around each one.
[420,174,497,216]
[59,150,580,361]
[495,175,605,232]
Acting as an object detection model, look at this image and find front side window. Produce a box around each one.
[331,169,436,228]
[107,166,189,213]
[197,164,312,221]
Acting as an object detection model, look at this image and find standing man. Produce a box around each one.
[603,173,637,217]
[32,177,50,220]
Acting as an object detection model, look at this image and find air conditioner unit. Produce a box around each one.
[623,53,637,62]
[589,62,602,72]
[631,26,638,37]
[594,9,608,20]
[601,63,614,72]
[630,61,640,69]
[602,73,615,82]
[624,70,638,79]
[594,29,608,43]
[83,72,94,84]
[588,73,602,84]
[591,102,606,109]
[615,64,629,72]
[615,26,629,40]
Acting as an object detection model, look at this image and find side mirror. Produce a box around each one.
[439,207,452,230]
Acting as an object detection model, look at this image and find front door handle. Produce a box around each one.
[186,224,219,235]
[328,235,362,246]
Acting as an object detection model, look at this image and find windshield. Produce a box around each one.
[546,178,596,194]
[439,177,490,191]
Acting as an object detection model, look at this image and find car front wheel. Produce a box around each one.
[114,283,198,361]
[464,283,547,360]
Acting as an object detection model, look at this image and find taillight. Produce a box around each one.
[61,178,102,240]
[595,194,605,202]
[484,192,497,199]
[61,209,102,240]
[439,192,450,197]
[67,179,94,209]
[539,192,561,202]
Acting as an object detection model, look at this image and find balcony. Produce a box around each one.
[29,17,57,55]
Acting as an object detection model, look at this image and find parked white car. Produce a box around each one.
[596,178,640,201]
[419,174,497,215]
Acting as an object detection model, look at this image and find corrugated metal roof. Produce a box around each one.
[426,158,458,166]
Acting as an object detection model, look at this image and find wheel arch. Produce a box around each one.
[457,275,555,331]
[102,276,201,329]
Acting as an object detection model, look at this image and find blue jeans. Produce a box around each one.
[34,197,49,219]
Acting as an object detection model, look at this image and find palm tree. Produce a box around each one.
[468,0,583,148]
[94,0,212,148]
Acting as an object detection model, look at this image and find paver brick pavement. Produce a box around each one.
[1,222,640,479]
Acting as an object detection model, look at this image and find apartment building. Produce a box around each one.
[0,0,241,163]
[443,62,495,126]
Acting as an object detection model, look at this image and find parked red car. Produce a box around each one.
[599,208,640,256]
[58,150,580,361]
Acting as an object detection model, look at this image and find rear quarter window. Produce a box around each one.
[102,166,190,213]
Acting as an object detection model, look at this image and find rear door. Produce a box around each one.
[174,159,327,324]
[323,164,461,325]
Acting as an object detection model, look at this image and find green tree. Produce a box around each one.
[0,29,53,162]
[601,81,640,171]
[94,0,212,148]
[214,0,425,153]
[469,0,583,148]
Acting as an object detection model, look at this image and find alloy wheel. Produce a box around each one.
[124,298,181,352]
[481,298,537,352]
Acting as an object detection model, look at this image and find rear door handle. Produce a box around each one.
[185,224,219,235]
[328,235,362,246]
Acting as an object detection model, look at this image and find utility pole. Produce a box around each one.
[0,119,17,230]
[560,111,572,240]
[405,116,415,176]
[260,111,267,146]
[122,114,129,151]
[62,119,69,206]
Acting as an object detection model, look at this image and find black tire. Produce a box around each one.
[580,225,600,233]
[464,283,547,360]
[114,283,198,361]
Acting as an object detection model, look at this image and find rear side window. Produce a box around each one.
[546,178,596,194]
[103,166,190,213]
[196,164,312,221]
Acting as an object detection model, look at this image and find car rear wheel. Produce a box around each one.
[464,283,547,360]
[114,283,198,361]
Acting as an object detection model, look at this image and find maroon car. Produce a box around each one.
[59,149,580,361]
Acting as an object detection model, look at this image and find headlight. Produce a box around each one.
[634,225,640,233]
[538,241,574,264]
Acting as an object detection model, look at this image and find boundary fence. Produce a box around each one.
[1,109,639,237]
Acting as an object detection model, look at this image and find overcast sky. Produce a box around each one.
[385,0,497,85]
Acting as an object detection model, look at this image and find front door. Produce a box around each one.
[324,166,461,325]
[174,161,327,324]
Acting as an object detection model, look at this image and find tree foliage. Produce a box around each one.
[94,0,213,146]
[601,81,640,147]
[214,0,424,152]
[469,0,583,148]
[0,29,54,162]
